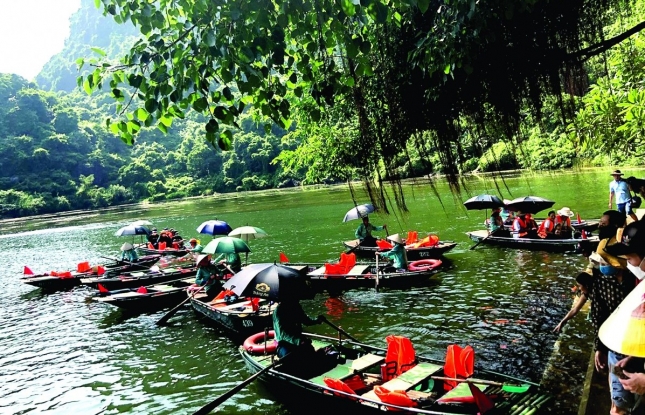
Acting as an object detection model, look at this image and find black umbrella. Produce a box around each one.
[463,194,505,210]
[505,196,555,214]
[222,263,312,301]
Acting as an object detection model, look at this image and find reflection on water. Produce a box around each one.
[0,170,618,414]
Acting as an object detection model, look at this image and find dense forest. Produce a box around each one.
[0,0,644,218]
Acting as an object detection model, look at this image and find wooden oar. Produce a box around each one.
[192,356,286,415]
[100,255,150,271]
[469,229,498,250]
[156,285,205,325]
[430,376,531,393]
[375,253,380,292]
[320,317,372,353]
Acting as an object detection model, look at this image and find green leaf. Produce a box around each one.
[192,97,208,112]
[341,0,356,16]
[417,0,430,13]
[94,0,100,9]
[218,130,233,151]
[145,99,158,113]
[136,108,149,121]
[91,47,107,57]
[159,115,173,127]
[444,64,451,74]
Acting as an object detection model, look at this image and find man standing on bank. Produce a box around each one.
[609,170,636,222]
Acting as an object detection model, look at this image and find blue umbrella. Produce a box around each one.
[196,220,233,236]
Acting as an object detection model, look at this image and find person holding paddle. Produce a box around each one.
[355,216,387,247]
[194,254,223,301]
[376,234,408,272]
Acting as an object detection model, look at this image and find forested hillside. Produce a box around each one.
[0,0,644,218]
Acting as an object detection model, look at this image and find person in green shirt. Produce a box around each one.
[355,216,387,247]
[214,252,242,273]
[273,298,324,361]
[377,234,408,271]
[194,254,222,300]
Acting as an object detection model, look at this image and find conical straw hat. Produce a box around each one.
[121,242,134,251]
[598,281,645,357]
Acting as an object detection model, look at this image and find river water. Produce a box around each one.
[1,168,638,415]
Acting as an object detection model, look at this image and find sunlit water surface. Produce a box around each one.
[2,168,636,414]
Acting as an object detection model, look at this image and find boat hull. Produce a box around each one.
[135,245,189,257]
[239,333,549,415]
[190,295,275,337]
[93,278,194,311]
[343,240,457,260]
[21,256,161,291]
[466,229,599,253]
[81,266,197,290]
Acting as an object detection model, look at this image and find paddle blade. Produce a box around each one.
[23,266,34,275]
[468,383,494,414]
[501,384,531,393]
[279,252,289,263]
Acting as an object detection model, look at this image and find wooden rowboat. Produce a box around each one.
[239,332,549,414]
[284,259,442,293]
[21,255,161,291]
[135,243,190,257]
[80,265,198,290]
[343,239,457,260]
[466,229,599,253]
[92,277,195,311]
[190,293,277,336]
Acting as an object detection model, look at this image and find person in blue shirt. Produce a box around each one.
[377,234,408,271]
[609,169,636,221]
[355,216,387,247]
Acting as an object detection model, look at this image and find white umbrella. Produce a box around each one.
[343,203,376,222]
[115,225,150,244]
[228,226,268,264]
[228,226,268,242]
[131,219,153,227]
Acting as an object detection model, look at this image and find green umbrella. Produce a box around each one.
[202,236,251,255]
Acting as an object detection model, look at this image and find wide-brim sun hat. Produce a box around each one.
[388,234,404,245]
[120,242,134,251]
[598,280,645,357]
[611,169,624,176]
[557,207,574,217]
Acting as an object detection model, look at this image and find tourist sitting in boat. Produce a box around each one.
[147,228,159,248]
[273,296,324,375]
[170,229,185,248]
[214,251,242,274]
[355,216,387,247]
[158,228,174,247]
[512,212,537,239]
[489,207,504,233]
[537,210,557,239]
[376,234,408,272]
[554,207,574,238]
[194,254,223,300]
[120,242,139,262]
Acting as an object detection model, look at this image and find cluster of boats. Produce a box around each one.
[20,200,587,414]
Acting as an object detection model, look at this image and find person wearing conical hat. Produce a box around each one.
[119,242,139,262]
[376,234,408,271]
[194,254,223,300]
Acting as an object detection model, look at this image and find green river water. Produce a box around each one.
[1,168,640,415]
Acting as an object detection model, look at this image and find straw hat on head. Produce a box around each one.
[120,242,134,251]
[389,234,404,245]
[557,207,574,217]
[611,169,624,176]
[598,280,645,357]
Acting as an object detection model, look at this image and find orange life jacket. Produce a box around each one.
[537,219,554,239]
[513,217,528,238]
[555,216,571,228]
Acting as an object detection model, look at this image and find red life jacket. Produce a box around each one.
[537,219,554,239]
[513,217,528,237]
[555,216,571,227]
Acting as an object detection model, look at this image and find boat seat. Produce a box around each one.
[346,265,371,276]
[309,353,385,386]
[362,362,443,401]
